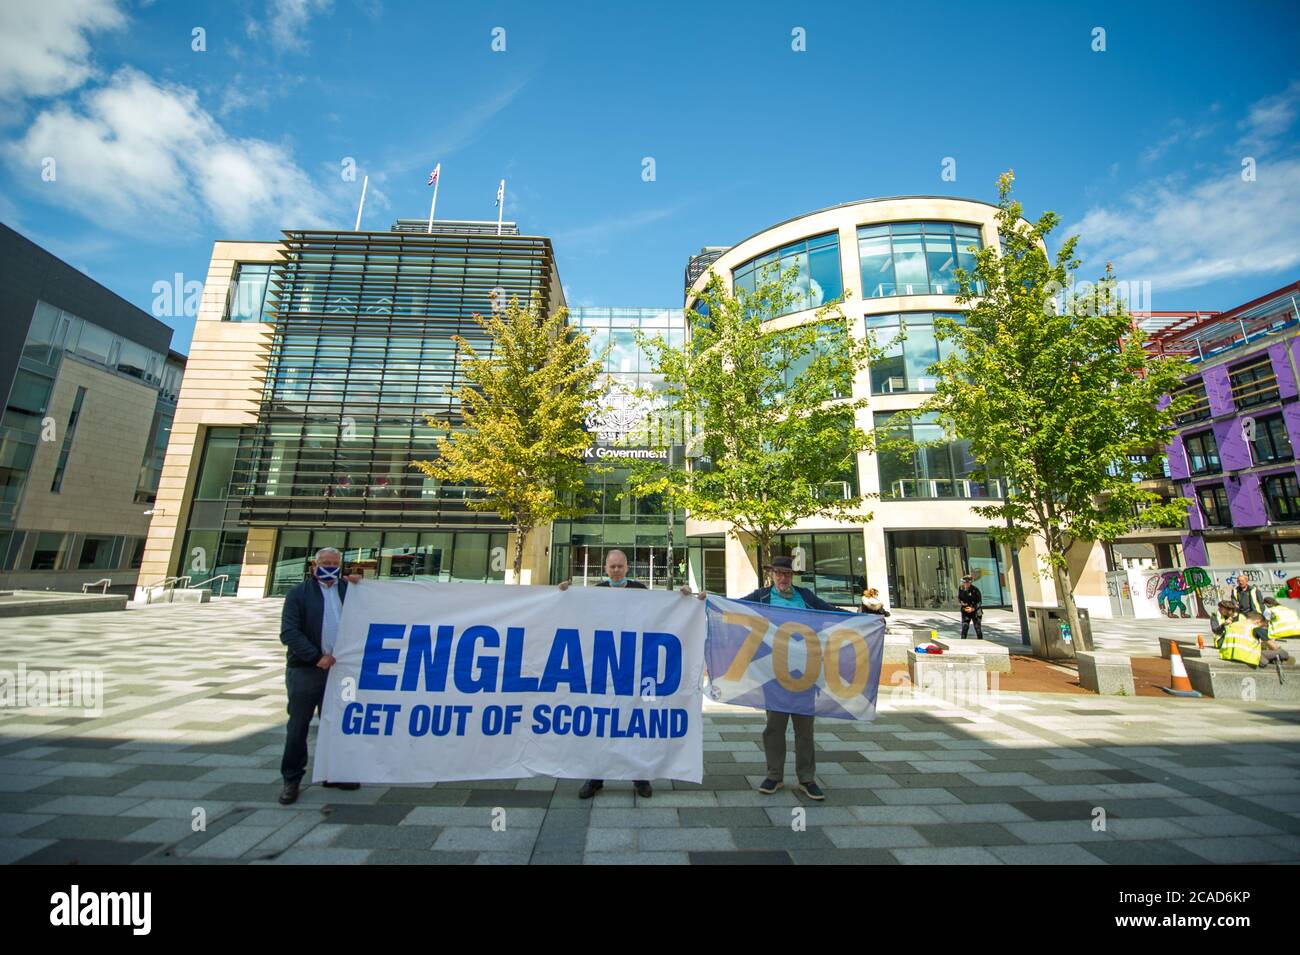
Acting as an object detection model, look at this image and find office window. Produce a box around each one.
[874,411,1000,499]
[226,264,275,322]
[1229,358,1280,409]
[1184,430,1221,475]
[50,387,86,493]
[1197,485,1232,527]
[1173,380,1211,425]
[1264,473,1300,522]
[731,232,842,319]
[29,532,69,570]
[1251,415,1293,465]
[868,313,963,393]
[858,222,984,298]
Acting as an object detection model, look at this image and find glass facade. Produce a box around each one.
[874,411,1001,499]
[868,312,963,394]
[886,530,1005,610]
[169,228,563,592]
[772,531,867,607]
[551,307,688,589]
[731,232,842,318]
[858,222,983,298]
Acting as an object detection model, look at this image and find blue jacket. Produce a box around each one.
[738,585,840,613]
[281,578,349,668]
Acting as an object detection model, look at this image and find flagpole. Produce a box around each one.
[496,178,505,235]
[353,175,368,231]
[426,163,441,234]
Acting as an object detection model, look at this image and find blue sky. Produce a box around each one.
[1,0,1298,353]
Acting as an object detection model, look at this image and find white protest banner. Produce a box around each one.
[313,581,706,784]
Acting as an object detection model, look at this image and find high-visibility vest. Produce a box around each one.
[1267,605,1300,640]
[1217,618,1262,666]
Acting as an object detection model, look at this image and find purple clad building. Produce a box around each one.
[1116,280,1300,570]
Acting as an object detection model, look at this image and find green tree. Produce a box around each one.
[919,171,1190,642]
[413,295,605,583]
[625,265,879,586]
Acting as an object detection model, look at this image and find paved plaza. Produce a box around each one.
[0,599,1298,865]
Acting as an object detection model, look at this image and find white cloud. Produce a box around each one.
[1069,160,1300,295]
[0,0,126,101]
[5,68,333,235]
[1068,84,1300,297]
[247,0,333,54]
[1238,79,1300,155]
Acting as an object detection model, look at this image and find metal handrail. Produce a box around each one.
[81,578,111,594]
[190,574,230,596]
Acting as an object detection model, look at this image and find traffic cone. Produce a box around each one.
[1197,634,1205,649]
[1161,641,1202,697]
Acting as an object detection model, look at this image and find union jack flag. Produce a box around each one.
[427,167,439,186]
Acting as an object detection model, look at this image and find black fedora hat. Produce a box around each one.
[768,556,796,571]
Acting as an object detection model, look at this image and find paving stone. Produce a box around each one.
[584,851,688,865]
[989,844,1107,865]
[433,827,540,852]
[690,850,792,865]
[893,847,1003,864]
[14,838,162,864]
[638,828,736,851]
[332,825,441,850]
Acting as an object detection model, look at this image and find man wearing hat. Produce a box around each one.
[739,555,841,801]
[958,573,983,639]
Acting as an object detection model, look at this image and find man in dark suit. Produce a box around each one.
[559,549,655,800]
[958,573,983,639]
[278,546,361,805]
[739,555,841,802]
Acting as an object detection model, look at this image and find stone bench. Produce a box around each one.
[1184,657,1300,702]
[1159,636,1209,660]
[906,648,987,696]
[1075,651,1135,696]
[894,629,1012,673]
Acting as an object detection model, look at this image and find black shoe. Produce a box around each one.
[758,777,783,794]
[279,782,300,805]
[578,779,603,799]
[798,781,826,801]
[322,781,360,790]
[634,780,653,798]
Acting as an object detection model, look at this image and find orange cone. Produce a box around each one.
[1161,641,1202,697]
[1197,634,1205,649]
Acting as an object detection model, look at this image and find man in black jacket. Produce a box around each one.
[958,574,983,639]
[1234,574,1265,616]
[278,547,361,805]
[740,555,840,802]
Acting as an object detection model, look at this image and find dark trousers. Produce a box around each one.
[961,609,983,639]
[281,666,328,785]
[587,779,649,786]
[762,710,816,784]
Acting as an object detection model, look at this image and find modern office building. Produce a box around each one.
[682,197,1110,612]
[549,306,692,590]
[1117,280,1300,568]
[0,223,185,594]
[136,220,564,598]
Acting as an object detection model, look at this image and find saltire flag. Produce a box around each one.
[495,179,505,206]
[703,595,884,720]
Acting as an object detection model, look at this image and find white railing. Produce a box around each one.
[81,578,111,594]
[190,574,230,597]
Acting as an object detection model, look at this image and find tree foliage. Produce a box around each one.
[625,265,879,580]
[413,295,605,582]
[917,171,1190,633]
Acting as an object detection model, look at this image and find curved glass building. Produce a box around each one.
[684,196,1074,611]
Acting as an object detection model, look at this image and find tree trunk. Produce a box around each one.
[757,532,773,586]
[1049,550,1085,652]
[512,525,527,585]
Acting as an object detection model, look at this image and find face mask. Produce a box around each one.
[315,565,341,582]
[608,577,627,587]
